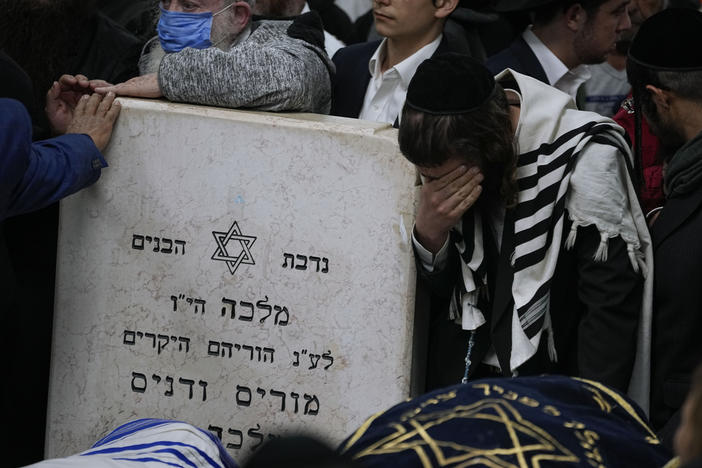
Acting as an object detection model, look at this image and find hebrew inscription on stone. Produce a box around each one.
[47,99,418,458]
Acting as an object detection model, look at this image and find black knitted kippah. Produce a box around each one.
[628,8,702,71]
[405,53,496,115]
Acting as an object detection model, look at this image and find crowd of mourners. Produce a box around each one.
[2,0,702,467]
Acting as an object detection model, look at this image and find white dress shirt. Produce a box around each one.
[358,35,442,124]
[521,27,591,100]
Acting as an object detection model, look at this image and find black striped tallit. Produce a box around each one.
[450,121,626,372]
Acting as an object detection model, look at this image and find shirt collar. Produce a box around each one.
[560,64,592,86]
[368,34,443,86]
[522,26,569,86]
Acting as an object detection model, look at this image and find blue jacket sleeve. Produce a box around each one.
[0,98,107,221]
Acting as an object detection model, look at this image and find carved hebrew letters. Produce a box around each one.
[123,330,190,355]
[131,233,186,255]
[232,385,320,416]
[281,252,330,273]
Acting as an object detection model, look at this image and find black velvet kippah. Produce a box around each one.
[628,8,702,71]
[405,53,496,115]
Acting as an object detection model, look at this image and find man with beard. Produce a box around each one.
[608,0,668,214]
[607,0,700,215]
[96,0,334,114]
[626,8,702,446]
[399,53,652,410]
[487,0,632,103]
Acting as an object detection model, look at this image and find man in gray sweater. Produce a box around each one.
[95,0,334,113]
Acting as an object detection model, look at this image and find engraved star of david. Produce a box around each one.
[211,221,256,275]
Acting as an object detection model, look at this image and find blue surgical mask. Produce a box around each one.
[157,3,234,53]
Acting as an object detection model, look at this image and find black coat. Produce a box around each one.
[650,183,702,431]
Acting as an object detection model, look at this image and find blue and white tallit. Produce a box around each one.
[25,419,239,468]
[450,69,653,413]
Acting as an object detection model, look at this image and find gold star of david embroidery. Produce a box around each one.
[351,399,579,468]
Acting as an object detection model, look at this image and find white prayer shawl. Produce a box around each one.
[451,69,653,414]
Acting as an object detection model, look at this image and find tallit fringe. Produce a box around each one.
[543,306,558,363]
[565,224,646,276]
[452,288,488,331]
[628,244,648,278]
[627,243,639,274]
[565,223,578,250]
[593,231,609,262]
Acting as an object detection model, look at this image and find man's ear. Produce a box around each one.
[434,0,459,20]
[564,3,587,32]
[646,84,671,111]
[231,1,252,31]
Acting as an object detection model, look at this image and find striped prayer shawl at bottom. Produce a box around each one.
[26,419,239,468]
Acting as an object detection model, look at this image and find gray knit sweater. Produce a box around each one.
[148,17,334,114]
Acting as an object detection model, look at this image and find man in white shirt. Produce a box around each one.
[358,34,442,123]
[330,0,460,123]
[486,0,632,102]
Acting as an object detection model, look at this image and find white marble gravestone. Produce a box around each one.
[45,99,419,459]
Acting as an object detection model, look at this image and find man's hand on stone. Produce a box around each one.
[66,92,121,152]
[414,165,483,254]
[94,73,162,98]
[46,74,98,135]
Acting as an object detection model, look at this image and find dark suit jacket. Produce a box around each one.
[330,35,464,119]
[650,183,702,431]
[485,36,548,84]
[330,40,379,118]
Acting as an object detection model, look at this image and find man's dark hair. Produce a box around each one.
[625,7,702,182]
[398,84,518,206]
[532,0,610,26]
[627,61,702,171]
[627,61,702,104]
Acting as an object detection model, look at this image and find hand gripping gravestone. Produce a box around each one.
[45,99,420,458]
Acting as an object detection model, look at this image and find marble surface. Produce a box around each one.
[46,99,419,458]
